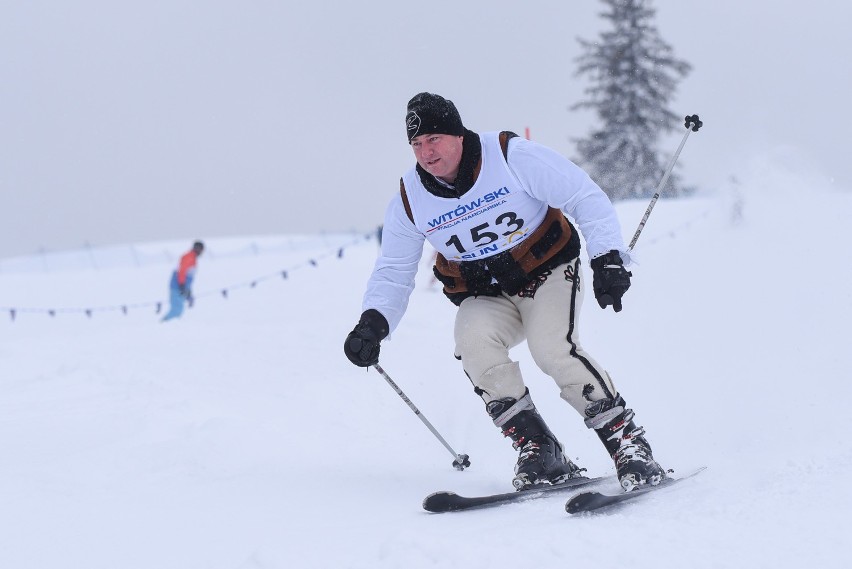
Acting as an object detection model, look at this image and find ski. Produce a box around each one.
[565,466,707,514]
[423,474,610,513]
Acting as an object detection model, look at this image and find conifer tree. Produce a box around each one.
[573,0,691,200]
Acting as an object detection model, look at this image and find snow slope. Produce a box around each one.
[2,173,850,568]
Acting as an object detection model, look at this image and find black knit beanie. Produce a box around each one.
[405,92,464,142]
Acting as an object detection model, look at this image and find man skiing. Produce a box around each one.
[344,93,666,492]
[161,241,204,322]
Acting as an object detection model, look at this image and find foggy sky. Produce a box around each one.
[2,0,849,258]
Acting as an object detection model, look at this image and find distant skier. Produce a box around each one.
[161,241,204,322]
[343,93,666,492]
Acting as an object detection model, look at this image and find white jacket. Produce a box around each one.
[363,132,627,333]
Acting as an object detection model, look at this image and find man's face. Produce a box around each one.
[410,133,464,183]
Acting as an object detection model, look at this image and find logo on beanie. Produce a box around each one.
[406,111,421,139]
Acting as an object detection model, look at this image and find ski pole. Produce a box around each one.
[627,114,703,251]
[373,363,470,471]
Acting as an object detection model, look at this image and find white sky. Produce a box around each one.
[2,0,850,258]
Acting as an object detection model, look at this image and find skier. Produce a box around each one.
[161,241,204,322]
[343,93,666,492]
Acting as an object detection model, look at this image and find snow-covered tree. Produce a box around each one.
[573,0,691,200]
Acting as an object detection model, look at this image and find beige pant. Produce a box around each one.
[454,258,617,416]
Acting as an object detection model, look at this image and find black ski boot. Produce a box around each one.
[585,395,667,492]
[487,389,584,490]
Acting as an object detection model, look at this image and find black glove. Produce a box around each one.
[178,284,189,297]
[344,309,390,367]
[590,250,632,312]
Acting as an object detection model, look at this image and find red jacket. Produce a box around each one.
[176,250,198,286]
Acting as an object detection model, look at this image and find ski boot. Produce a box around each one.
[487,389,585,490]
[585,395,667,492]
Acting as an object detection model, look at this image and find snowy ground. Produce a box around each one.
[2,175,850,568]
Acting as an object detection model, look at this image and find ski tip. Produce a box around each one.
[565,491,605,514]
[668,465,709,479]
[424,491,458,500]
[422,491,458,513]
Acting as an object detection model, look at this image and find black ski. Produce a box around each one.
[423,475,610,513]
[565,466,707,514]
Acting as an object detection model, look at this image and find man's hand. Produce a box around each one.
[590,250,632,312]
[344,309,390,367]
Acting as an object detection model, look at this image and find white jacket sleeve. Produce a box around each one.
[361,192,425,333]
[506,137,629,263]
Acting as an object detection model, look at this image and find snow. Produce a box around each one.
[2,169,850,568]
